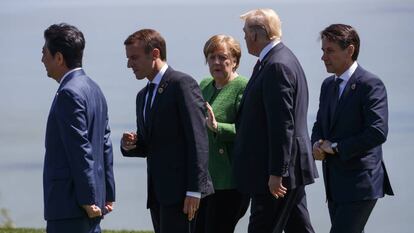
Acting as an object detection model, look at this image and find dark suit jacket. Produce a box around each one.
[44,69,115,220]
[233,42,318,194]
[311,65,394,202]
[122,67,214,207]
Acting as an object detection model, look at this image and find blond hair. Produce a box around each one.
[240,8,282,40]
[203,34,241,70]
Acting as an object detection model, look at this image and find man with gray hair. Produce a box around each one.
[233,9,318,233]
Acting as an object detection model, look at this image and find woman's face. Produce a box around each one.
[207,44,237,81]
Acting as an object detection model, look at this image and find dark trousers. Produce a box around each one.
[248,186,314,233]
[46,216,101,233]
[195,189,250,233]
[328,199,377,233]
[150,201,195,233]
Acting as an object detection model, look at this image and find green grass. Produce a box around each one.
[0,228,152,233]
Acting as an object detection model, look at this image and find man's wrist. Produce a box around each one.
[331,142,339,154]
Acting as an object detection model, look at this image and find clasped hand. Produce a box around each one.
[312,139,334,160]
[82,202,114,218]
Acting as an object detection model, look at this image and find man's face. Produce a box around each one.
[321,38,353,76]
[41,44,59,80]
[125,42,154,80]
[243,23,255,56]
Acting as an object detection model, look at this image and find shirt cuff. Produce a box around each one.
[186,191,201,199]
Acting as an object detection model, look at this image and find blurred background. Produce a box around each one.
[0,0,413,232]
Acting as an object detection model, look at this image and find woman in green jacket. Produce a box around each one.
[196,34,249,233]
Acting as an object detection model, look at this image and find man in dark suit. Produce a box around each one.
[42,23,115,233]
[120,29,214,233]
[233,9,318,233]
[311,24,394,233]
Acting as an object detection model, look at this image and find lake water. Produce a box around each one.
[0,0,413,232]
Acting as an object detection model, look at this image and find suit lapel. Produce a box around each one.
[237,43,284,116]
[322,77,335,135]
[146,67,172,138]
[136,90,146,137]
[329,67,361,132]
[51,69,86,111]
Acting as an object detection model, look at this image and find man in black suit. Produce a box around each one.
[120,29,214,233]
[233,9,318,233]
[311,24,394,233]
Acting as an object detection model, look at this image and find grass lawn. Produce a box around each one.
[0,229,152,233]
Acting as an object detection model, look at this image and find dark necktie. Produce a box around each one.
[145,83,156,125]
[329,78,343,125]
[252,59,262,78]
[238,59,262,116]
[244,59,262,93]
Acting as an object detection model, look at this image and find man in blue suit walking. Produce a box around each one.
[42,23,116,233]
[312,24,394,233]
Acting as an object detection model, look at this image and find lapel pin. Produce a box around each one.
[351,83,356,90]
[158,82,168,94]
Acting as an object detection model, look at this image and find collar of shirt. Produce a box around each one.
[149,63,168,87]
[59,67,82,87]
[259,40,280,62]
[144,63,168,113]
[335,61,358,96]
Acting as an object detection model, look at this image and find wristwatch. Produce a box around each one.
[331,142,339,154]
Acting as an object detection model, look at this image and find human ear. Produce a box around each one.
[347,45,355,58]
[152,48,161,59]
[55,52,65,66]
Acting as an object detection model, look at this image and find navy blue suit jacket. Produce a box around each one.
[233,42,318,194]
[311,65,394,202]
[43,69,115,220]
[121,67,214,207]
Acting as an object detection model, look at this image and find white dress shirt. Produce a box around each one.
[259,40,281,62]
[143,64,168,119]
[335,61,358,97]
[58,67,82,86]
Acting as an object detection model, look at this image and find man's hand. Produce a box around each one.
[183,196,200,221]
[205,102,218,132]
[320,140,334,154]
[313,139,327,160]
[121,132,137,151]
[82,204,102,218]
[104,202,114,214]
[268,175,287,199]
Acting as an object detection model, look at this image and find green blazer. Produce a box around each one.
[199,76,247,189]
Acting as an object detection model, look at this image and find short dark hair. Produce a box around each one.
[44,23,85,69]
[124,29,167,61]
[320,24,360,61]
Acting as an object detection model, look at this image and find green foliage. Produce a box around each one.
[0,208,14,228]
[0,229,153,233]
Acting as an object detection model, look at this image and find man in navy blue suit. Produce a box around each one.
[311,24,394,233]
[120,29,213,233]
[233,9,318,233]
[42,23,115,233]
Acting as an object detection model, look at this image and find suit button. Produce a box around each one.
[218,148,224,155]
